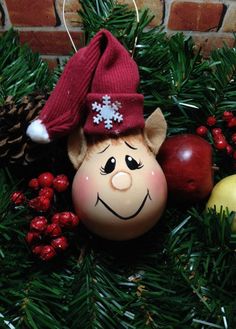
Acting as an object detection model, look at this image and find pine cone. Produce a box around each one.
[0,93,51,166]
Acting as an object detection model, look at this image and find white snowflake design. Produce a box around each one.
[92,95,123,130]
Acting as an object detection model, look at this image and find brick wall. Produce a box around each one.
[0,0,235,67]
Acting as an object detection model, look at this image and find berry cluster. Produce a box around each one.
[26,212,79,261]
[10,172,79,261]
[196,112,236,164]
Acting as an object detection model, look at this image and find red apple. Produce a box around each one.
[157,134,214,204]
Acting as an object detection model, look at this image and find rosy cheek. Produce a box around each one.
[72,171,96,208]
[146,168,167,198]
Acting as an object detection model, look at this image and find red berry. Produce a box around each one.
[196,126,208,136]
[45,223,62,238]
[39,245,56,261]
[222,111,234,122]
[30,216,48,232]
[214,138,228,150]
[51,236,69,251]
[28,196,51,212]
[232,133,236,144]
[51,213,61,225]
[226,144,233,155]
[228,117,236,128]
[10,191,26,205]
[39,187,54,201]
[25,231,41,244]
[28,178,39,190]
[53,175,69,192]
[59,212,79,228]
[211,128,222,136]
[213,133,226,141]
[38,172,54,187]
[206,116,217,126]
[32,245,44,255]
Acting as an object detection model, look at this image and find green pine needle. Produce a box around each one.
[0,29,53,105]
[0,0,236,328]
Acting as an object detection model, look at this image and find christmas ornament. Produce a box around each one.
[39,245,57,261]
[214,135,228,150]
[52,212,79,228]
[53,174,69,192]
[38,172,54,187]
[25,231,41,244]
[45,223,62,238]
[21,172,79,260]
[222,111,233,122]
[10,191,26,205]
[26,29,167,241]
[227,117,236,128]
[39,187,54,201]
[211,128,222,136]
[0,93,50,165]
[196,125,208,136]
[26,212,78,261]
[158,134,214,204]
[206,175,236,232]
[28,196,51,212]
[30,216,48,232]
[32,245,44,256]
[231,133,236,144]
[51,236,69,251]
[206,116,217,126]
[226,144,233,155]
[28,178,40,190]
[196,110,236,169]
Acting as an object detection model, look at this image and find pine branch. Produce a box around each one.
[0,29,53,105]
[78,0,154,49]
[0,2,236,328]
[166,208,236,328]
[210,46,236,114]
[68,250,139,329]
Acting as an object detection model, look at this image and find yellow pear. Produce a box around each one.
[206,174,236,232]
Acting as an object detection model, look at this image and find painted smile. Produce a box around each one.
[95,190,151,220]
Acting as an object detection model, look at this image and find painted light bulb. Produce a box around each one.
[72,133,167,240]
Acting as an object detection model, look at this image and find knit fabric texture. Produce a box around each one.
[28,29,144,141]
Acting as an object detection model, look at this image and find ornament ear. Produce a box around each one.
[144,108,167,155]
[68,127,87,169]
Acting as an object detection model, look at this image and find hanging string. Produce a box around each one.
[131,0,140,58]
[62,0,78,53]
[62,0,140,55]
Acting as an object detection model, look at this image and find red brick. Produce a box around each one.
[19,31,85,55]
[5,0,56,27]
[193,36,236,58]
[168,2,225,32]
[42,57,59,71]
[118,0,164,26]
[57,0,82,27]
[222,3,236,32]
[0,6,4,26]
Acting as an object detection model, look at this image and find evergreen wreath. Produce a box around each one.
[0,1,235,328]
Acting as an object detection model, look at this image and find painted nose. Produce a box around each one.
[111,172,132,190]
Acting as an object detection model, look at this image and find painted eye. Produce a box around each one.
[100,157,116,175]
[125,155,143,170]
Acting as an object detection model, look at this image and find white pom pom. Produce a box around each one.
[26,119,50,144]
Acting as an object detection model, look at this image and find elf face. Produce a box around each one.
[72,133,167,240]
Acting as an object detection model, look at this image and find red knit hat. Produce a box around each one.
[26,29,144,143]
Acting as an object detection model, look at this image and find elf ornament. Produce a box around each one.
[27,29,167,241]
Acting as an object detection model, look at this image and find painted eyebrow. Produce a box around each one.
[97,144,110,154]
[125,141,137,150]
